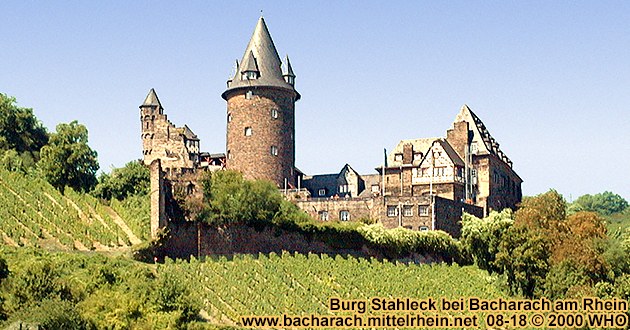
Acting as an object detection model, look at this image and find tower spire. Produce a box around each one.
[222,16,299,100]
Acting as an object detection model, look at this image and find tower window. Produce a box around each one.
[227,150,231,159]
[245,90,253,99]
[271,109,278,119]
[270,146,278,156]
[244,127,252,136]
[227,113,232,122]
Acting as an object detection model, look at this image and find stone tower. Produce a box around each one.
[140,88,163,164]
[140,88,200,171]
[222,17,300,188]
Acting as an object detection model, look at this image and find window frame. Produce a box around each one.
[387,206,398,217]
[402,205,413,217]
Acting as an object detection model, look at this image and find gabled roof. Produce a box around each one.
[178,125,198,141]
[222,17,300,99]
[418,139,465,167]
[141,88,162,108]
[339,163,360,178]
[241,50,259,73]
[454,105,513,166]
[378,138,439,169]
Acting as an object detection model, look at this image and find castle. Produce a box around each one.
[142,16,522,240]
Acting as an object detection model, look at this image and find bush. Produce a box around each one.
[461,209,514,273]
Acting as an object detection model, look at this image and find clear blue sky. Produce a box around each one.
[3,1,629,201]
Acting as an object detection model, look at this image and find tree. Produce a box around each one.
[200,170,284,228]
[39,120,99,193]
[495,190,567,297]
[568,191,629,215]
[461,209,514,273]
[0,93,49,166]
[92,160,150,200]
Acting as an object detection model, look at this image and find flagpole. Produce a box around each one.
[382,148,387,203]
[431,144,435,231]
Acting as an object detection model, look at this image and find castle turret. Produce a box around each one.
[222,17,300,188]
[140,88,163,164]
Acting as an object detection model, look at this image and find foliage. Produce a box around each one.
[495,190,567,297]
[199,171,284,228]
[0,247,202,330]
[460,209,514,273]
[0,93,48,155]
[568,191,629,216]
[5,299,93,330]
[0,169,144,250]
[495,189,623,299]
[39,120,99,193]
[92,160,150,201]
[110,193,151,242]
[168,252,505,326]
[0,149,25,172]
[357,224,461,260]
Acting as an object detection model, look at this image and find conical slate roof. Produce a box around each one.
[282,54,295,77]
[222,17,299,100]
[141,88,162,108]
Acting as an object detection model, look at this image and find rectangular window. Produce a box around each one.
[244,127,252,136]
[319,211,328,221]
[270,146,278,156]
[271,109,278,119]
[387,206,398,217]
[418,205,429,216]
[433,167,445,176]
[419,226,429,231]
[339,211,350,221]
[394,153,403,162]
[318,188,326,196]
[245,90,253,99]
[371,184,380,193]
[339,184,349,193]
[403,205,413,217]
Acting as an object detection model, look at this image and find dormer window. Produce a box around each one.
[285,75,294,85]
[245,71,258,80]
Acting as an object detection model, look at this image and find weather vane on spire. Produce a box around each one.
[260,10,263,18]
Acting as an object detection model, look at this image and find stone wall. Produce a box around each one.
[156,222,370,259]
[225,88,297,188]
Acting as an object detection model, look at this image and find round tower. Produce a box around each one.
[222,17,300,188]
[140,88,163,165]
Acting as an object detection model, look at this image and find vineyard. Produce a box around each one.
[166,252,506,327]
[0,169,148,250]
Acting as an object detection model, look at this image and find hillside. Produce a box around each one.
[0,247,506,329]
[0,169,148,251]
[171,252,506,327]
